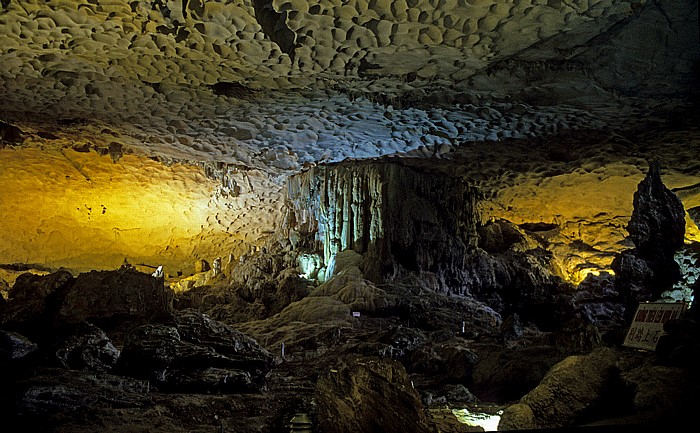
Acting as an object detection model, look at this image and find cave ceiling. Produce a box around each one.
[0,0,699,278]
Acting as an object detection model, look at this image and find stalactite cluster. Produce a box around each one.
[284,160,480,291]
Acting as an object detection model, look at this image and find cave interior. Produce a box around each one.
[1,0,700,432]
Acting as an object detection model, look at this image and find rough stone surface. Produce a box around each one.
[0,329,38,366]
[621,357,700,418]
[51,322,120,373]
[170,309,273,371]
[116,311,272,393]
[498,403,536,431]
[501,347,624,429]
[58,267,174,329]
[14,368,151,417]
[1,269,75,337]
[472,344,565,404]
[627,162,686,265]
[315,355,432,433]
[613,161,688,319]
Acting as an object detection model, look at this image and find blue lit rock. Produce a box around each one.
[285,160,479,293]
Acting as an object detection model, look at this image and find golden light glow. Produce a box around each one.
[565,268,616,286]
[0,146,272,276]
[685,213,700,244]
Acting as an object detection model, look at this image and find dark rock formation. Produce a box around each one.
[170,309,273,371]
[462,246,564,329]
[477,218,540,255]
[315,355,432,433]
[14,368,151,418]
[654,318,700,368]
[570,271,625,334]
[0,269,75,338]
[472,344,565,404]
[613,161,686,315]
[621,352,700,421]
[498,347,628,430]
[0,329,38,367]
[116,310,272,393]
[551,317,603,355]
[51,322,120,373]
[58,267,174,333]
[627,161,686,272]
[404,337,479,384]
[0,120,23,146]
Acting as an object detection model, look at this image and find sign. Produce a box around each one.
[623,302,687,351]
[352,311,361,317]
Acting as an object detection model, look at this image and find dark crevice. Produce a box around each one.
[251,0,296,60]
[0,121,23,145]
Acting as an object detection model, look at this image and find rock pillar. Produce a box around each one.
[284,160,479,292]
[613,161,686,316]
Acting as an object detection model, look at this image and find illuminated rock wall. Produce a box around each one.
[284,160,479,289]
[0,0,697,288]
[0,146,281,277]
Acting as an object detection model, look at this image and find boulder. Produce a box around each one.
[52,322,120,373]
[472,344,565,404]
[621,356,700,419]
[611,250,655,319]
[315,355,432,433]
[116,310,272,393]
[1,270,75,336]
[0,329,38,367]
[654,318,700,368]
[58,267,173,331]
[499,347,624,429]
[498,403,536,431]
[171,309,272,371]
[477,218,541,254]
[405,337,479,384]
[14,368,151,417]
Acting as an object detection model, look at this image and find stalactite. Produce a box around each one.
[284,160,480,292]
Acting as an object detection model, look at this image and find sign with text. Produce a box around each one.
[623,302,687,351]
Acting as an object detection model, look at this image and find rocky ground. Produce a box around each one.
[1,242,698,433]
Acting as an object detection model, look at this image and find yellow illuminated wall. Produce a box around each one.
[482,162,700,285]
[0,146,273,277]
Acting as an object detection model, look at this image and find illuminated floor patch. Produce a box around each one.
[452,407,503,431]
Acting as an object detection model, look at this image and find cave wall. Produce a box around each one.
[0,146,282,277]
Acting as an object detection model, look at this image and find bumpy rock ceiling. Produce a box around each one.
[0,0,699,280]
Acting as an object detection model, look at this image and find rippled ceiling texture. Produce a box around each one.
[0,0,698,279]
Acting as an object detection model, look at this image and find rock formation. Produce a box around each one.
[315,355,432,433]
[284,159,479,292]
[0,0,699,431]
[613,161,687,317]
